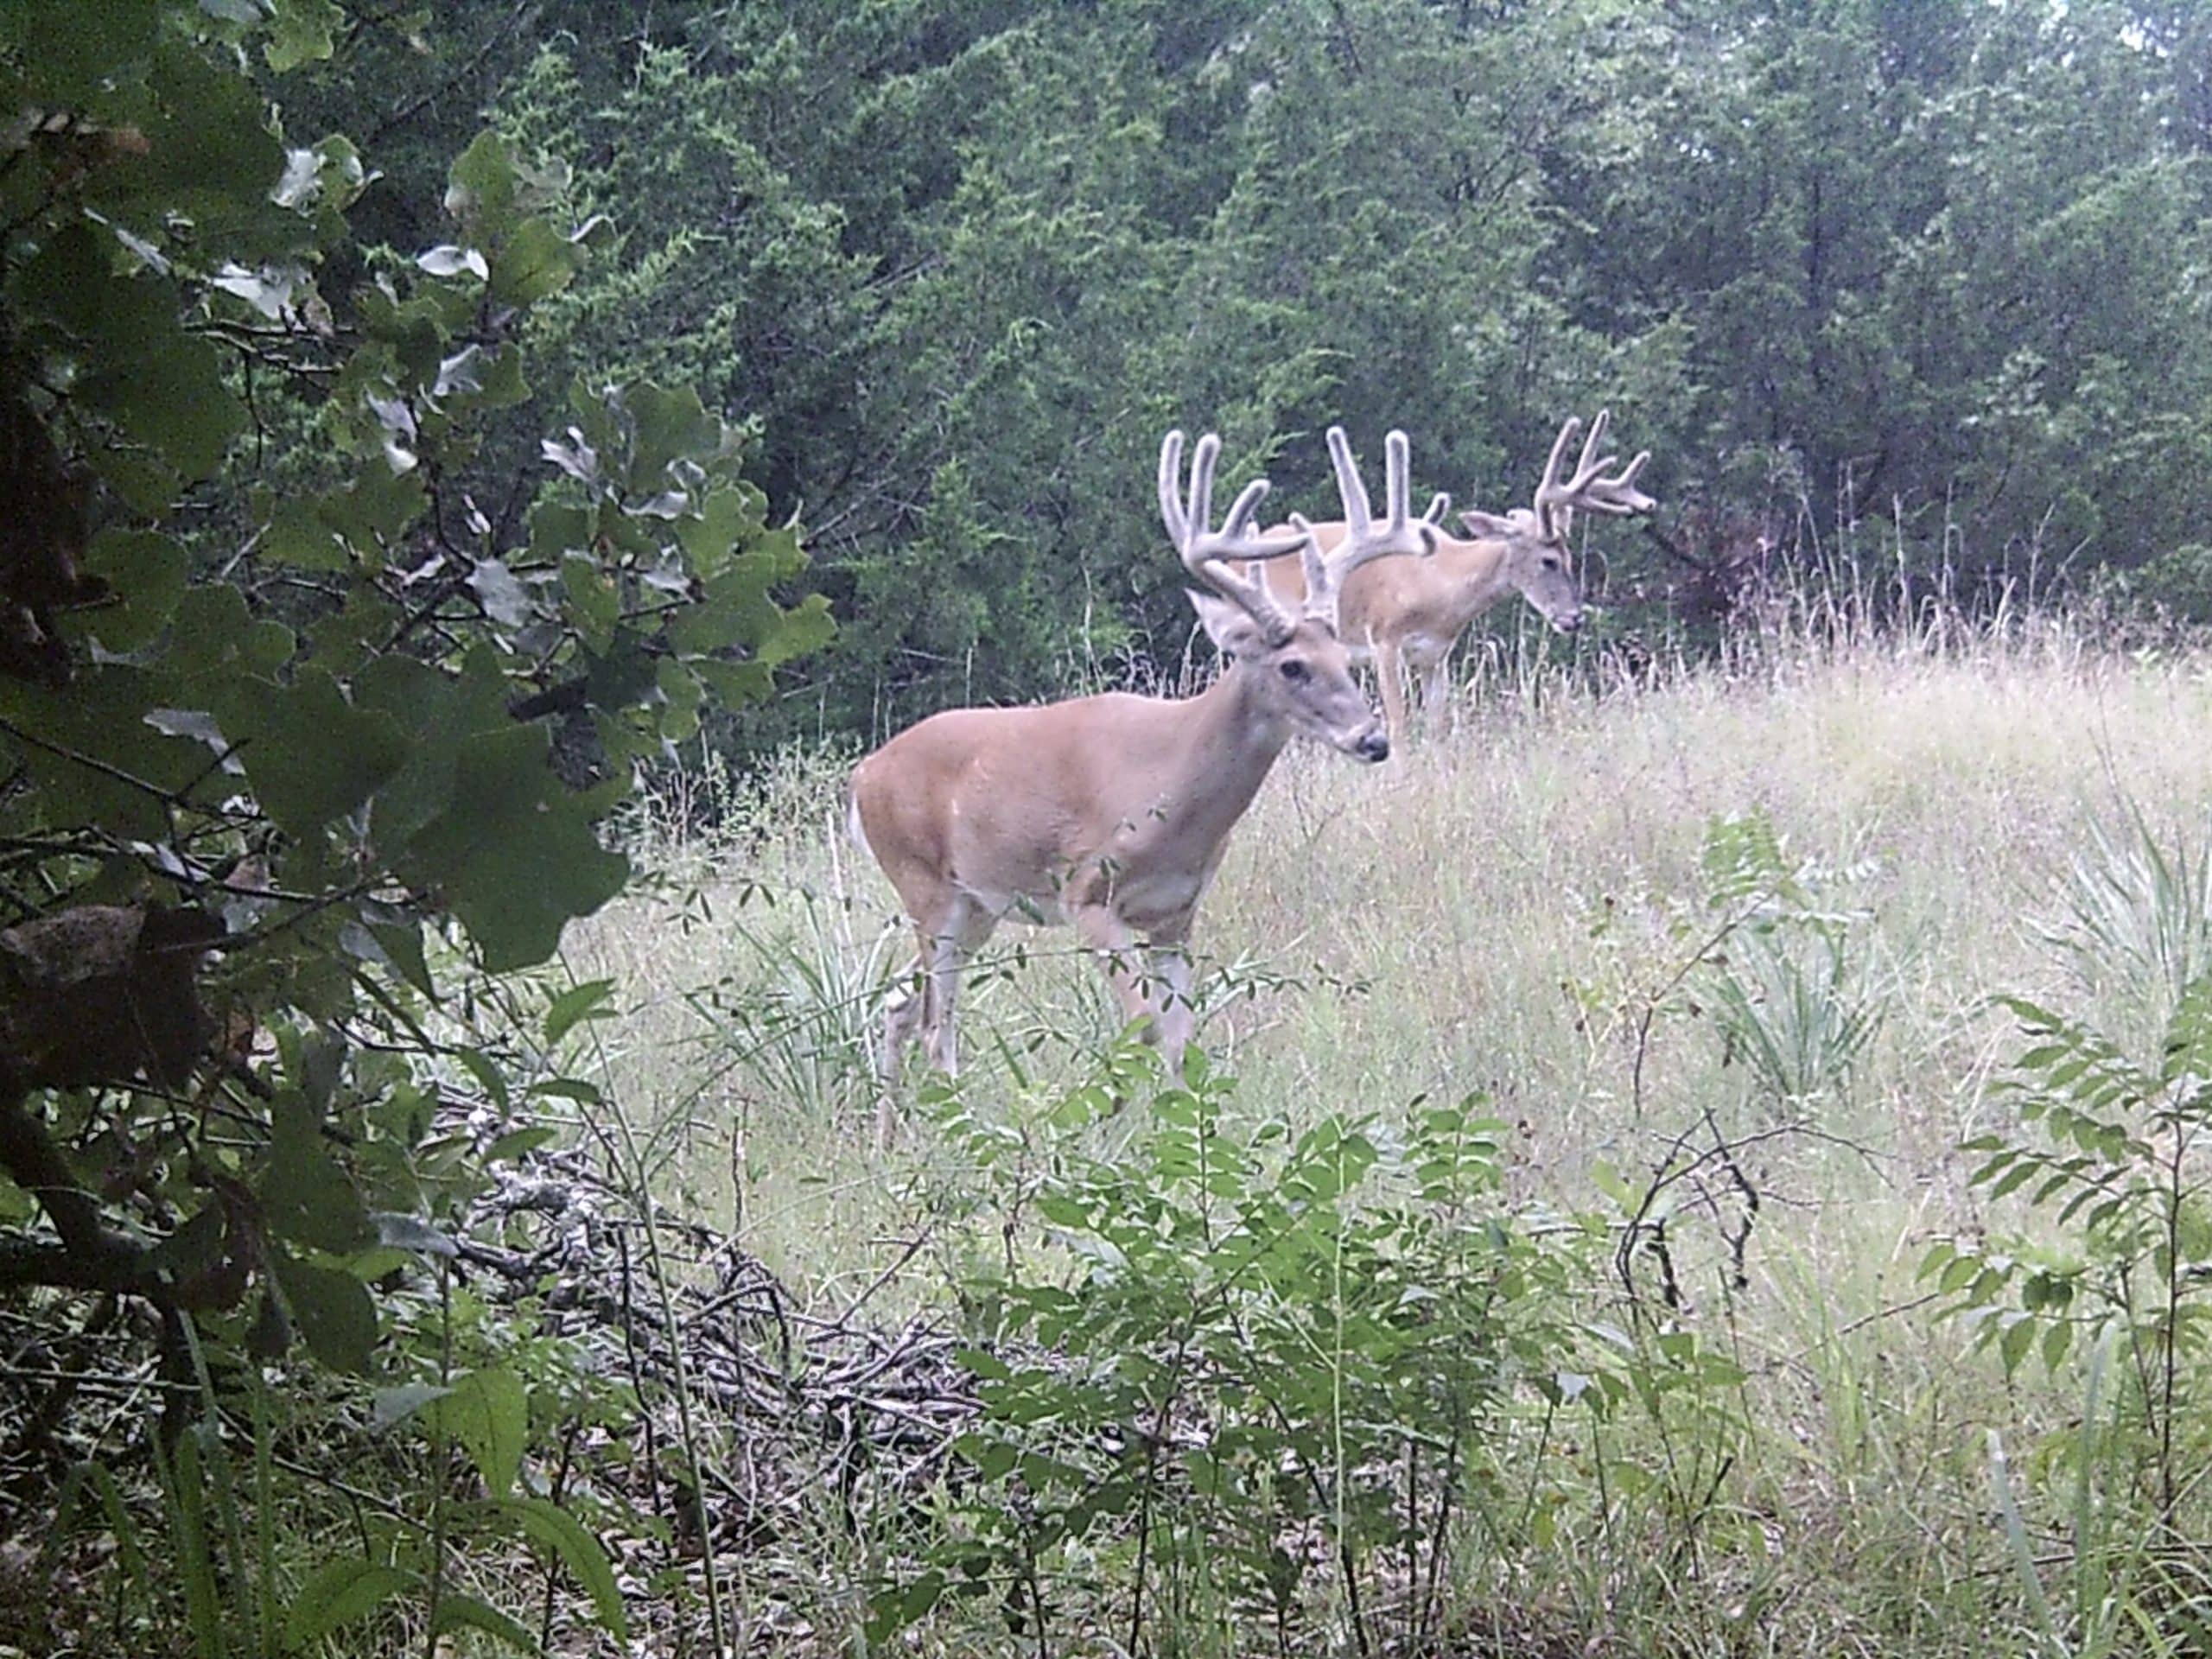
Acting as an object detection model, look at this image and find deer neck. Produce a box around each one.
[1151,663,1292,842]
[1434,534,1515,614]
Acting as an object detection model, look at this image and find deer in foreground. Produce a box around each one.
[848,426,1445,1097]
[1254,410,1656,747]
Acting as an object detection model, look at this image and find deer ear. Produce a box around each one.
[1459,509,1517,539]
[1188,588,1264,658]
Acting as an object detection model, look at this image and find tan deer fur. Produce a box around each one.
[848,426,1443,1107]
[1255,410,1656,745]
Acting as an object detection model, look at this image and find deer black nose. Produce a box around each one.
[1357,731,1390,763]
[1556,611,1584,634]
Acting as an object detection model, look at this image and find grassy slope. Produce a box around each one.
[572,625,2212,1652]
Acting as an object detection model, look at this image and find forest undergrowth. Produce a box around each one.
[25,616,2212,1657]
[531,612,2212,1656]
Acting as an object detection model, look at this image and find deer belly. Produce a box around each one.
[950,874,1066,927]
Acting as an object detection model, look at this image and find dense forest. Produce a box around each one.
[294,0,2212,738]
[11,4,2212,1656]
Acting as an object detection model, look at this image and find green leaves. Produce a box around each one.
[0,0,159,104]
[0,13,831,1658]
[426,1368,530,1497]
[935,1057,1594,1642]
[222,671,409,840]
[429,1594,538,1653]
[515,377,835,755]
[362,1370,625,1637]
[285,1559,417,1649]
[439,133,592,307]
[79,530,187,651]
[397,724,630,972]
[260,1090,372,1255]
[270,1251,377,1375]
[1936,810,2212,1467]
[486,1497,627,1640]
[13,221,245,482]
[543,978,615,1047]
[265,0,343,73]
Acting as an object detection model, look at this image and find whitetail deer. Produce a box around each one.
[1255,410,1656,746]
[849,425,1444,1094]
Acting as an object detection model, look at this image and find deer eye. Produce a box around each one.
[1279,658,1310,683]
[1541,555,1563,572]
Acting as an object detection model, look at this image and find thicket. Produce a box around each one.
[0,1,826,1650]
[284,0,2212,744]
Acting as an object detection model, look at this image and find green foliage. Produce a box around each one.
[313,0,2212,743]
[2124,543,2212,624]
[0,4,820,1650]
[906,1052,1602,1653]
[0,0,823,1320]
[1928,810,2212,1531]
[2042,804,2212,1041]
[1698,811,1884,1112]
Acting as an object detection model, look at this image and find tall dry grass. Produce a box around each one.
[567,614,2212,1650]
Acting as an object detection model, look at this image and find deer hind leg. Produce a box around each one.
[877,941,931,1085]
[877,897,990,1080]
[916,896,995,1079]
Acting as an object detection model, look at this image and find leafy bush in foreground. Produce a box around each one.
[0,4,823,1649]
[909,1055,1602,1655]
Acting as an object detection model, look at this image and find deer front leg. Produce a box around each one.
[920,897,999,1078]
[1374,637,1411,757]
[1421,653,1452,737]
[1071,904,1159,1047]
[1074,906,1202,1095]
[1144,931,1198,1077]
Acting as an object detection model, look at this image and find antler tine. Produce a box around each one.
[1158,429,1190,546]
[1574,449,1657,517]
[1535,410,1658,537]
[1185,430,1220,547]
[1295,510,1328,603]
[1533,416,1583,543]
[1219,474,1276,542]
[1304,426,1441,628]
[1384,428,1410,528]
[1161,429,1306,645]
[1384,431,1453,537]
[1570,409,1612,490]
[1535,416,1584,501]
[1325,424,1374,535]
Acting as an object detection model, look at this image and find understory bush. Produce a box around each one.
[906,1054,1611,1656]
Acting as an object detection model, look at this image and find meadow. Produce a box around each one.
[561,616,2212,1655]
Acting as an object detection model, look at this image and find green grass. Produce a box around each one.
[567,619,2212,1653]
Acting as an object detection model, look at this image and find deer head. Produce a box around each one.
[1163,425,1443,763]
[1458,409,1654,634]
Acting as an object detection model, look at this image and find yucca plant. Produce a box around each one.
[1928,807,2212,1646]
[1698,810,1884,1114]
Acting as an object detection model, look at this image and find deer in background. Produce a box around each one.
[1255,410,1656,747]
[849,425,1445,1099]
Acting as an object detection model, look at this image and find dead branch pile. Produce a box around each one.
[0,1125,982,1624]
[447,1136,982,1556]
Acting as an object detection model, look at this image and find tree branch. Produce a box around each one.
[0,1090,153,1294]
